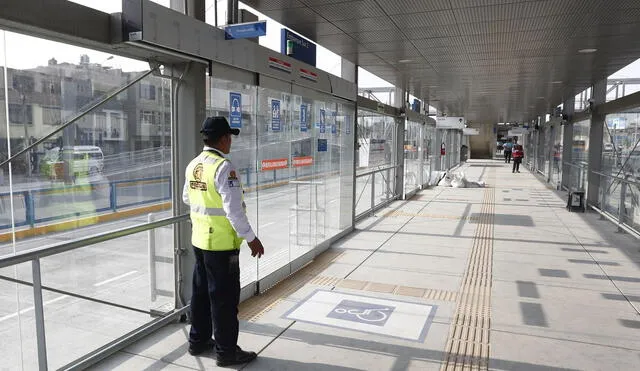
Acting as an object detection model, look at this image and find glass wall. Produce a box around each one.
[600,111,640,231]
[404,120,422,196]
[355,110,397,216]
[0,30,175,369]
[207,74,355,286]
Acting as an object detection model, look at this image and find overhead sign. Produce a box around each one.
[224,21,267,40]
[268,56,292,73]
[411,99,421,113]
[463,128,479,136]
[331,124,337,135]
[319,109,326,133]
[508,127,528,136]
[271,100,281,131]
[281,29,316,66]
[436,117,465,129]
[229,92,242,129]
[261,158,288,171]
[299,68,318,82]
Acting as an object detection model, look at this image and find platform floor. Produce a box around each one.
[93,160,640,371]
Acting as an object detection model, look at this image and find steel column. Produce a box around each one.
[588,79,607,205]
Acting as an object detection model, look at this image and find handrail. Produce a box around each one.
[562,161,587,169]
[356,165,398,178]
[0,214,189,269]
[591,170,640,186]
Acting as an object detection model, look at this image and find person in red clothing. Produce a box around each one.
[512,142,524,173]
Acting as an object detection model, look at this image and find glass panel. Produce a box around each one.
[354,174,372,217]
[602,112,640,229]
[256,84,295,278]
[356,110,395,173]
[404,121,421,195]
[552,125,564,187]
[0,262,37,370]
[570,119,590,190]
[207,76,258,287]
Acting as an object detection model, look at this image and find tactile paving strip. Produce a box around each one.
[383,210,481,221]
[441,170,495,371]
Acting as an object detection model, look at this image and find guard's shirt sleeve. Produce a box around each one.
[182,177,190,206]
[214,160,256,242]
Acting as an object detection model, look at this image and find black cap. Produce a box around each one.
[200,116,240,138]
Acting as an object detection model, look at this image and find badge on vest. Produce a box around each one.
[190,163,208,191]
[227,170,240,188]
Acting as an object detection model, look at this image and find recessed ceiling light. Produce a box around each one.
[398,59,413,63]
[537,96,546,99]
[551,81,563,84]
[578,48,597,54]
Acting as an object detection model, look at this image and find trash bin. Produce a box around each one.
[566,191,585,212]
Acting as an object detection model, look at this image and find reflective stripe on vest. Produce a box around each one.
[186,151,244,251]
[190,204,226,216]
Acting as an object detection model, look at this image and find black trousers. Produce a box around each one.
[504,150,512,163]
[189,247,240,357]
[513,159,521,172]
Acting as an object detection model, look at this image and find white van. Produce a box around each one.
[43,146,104,177]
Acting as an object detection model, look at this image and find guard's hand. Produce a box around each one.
[248,238,264,258]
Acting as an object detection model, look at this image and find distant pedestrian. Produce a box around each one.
[512,143,524,173]
[503,139,514,163]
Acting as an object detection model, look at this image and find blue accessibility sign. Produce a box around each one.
[229,92,242,129]
[317,138,327,152]
[319,109,326,133]
[300,104,307,132]
[271,99,281,131]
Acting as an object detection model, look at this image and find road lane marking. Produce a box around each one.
[260,222,276,228]
[0,295,69,323]
[93,270,138,287]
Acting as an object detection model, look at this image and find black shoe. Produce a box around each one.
[216,347,257,367]
[188,338,216,356]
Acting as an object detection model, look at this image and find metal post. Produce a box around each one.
[32,259,48,371]
[600,174,607,219]
[148,213,157,303]
[618,181,627,232]
[370,172,375,216]
[227,0,239,25]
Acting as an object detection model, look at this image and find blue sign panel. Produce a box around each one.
[331,124,337,134]
[271,100,281,131]
[229,92,242,129]
[300,105,307,132]
[225,21,267,40]
[317,139,328,152]
[319,109,326,133]
[412,99,421,113]
[281,29,317,66]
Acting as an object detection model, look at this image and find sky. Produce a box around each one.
[6,0,640,108]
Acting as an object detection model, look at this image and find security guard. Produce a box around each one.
[183,116,264,366]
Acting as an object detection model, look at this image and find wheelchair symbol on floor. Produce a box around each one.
[333,307,392,322]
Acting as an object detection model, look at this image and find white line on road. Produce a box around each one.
[93,270,138,287]
[0,295,69,323]
[260,222,276,228]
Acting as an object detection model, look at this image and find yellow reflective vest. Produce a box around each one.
[186,151,244,251]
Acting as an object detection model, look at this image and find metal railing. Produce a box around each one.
[591,170,640,237]
[0,214,189,370]
[355,165,398,219]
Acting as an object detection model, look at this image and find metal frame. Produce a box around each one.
[354,165,400,219]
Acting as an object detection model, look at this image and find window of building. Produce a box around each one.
[8,103,33,125]
[42,106,62,125]
[140,84,156,100]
